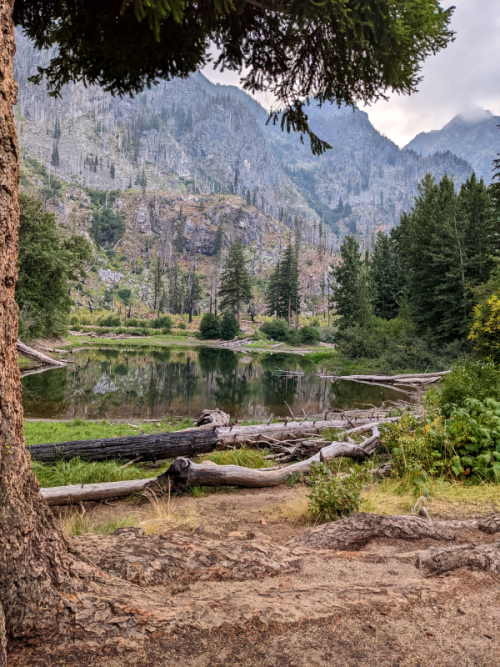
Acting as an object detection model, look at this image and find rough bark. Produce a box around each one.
[0,4,81,642]
[417,542,500,576]
[293,513,495,550]
[0,604,6,667]
[29,427,218,463]
[16,340,66,367]
[195,409,230,427]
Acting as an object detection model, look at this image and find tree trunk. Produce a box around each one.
[0,4,76,642]
[417,541,500,576]
[30,427,218,463]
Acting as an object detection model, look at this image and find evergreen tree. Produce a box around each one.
[370,231,402,319]
[199,312,220,339]
[329,235,370,330]
[50,142,60,167]
[17,194,91,338]
[218,240,252,321]
[185,268,202,323]
[266,243,300,324]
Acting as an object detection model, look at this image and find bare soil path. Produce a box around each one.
[8,487,499,666]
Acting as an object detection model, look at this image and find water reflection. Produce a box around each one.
[22,347,401,420]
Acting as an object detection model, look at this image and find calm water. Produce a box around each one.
[22,347,401,420]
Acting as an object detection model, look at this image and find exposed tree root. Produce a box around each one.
[417,542,500,576]
[293,513,499,551]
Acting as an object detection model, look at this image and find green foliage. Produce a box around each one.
[308,463,365,522]
[370,230,403,319]
[90,207,125,248]
[15,1,454,155]
[17,194,92,339]
[430,360,499,418]
[468,294,500,362]
[298,325,320,345]
[266,243,300,323]
[260,319,289,342]
[218,240,252,319]
[98,314,121,327]
[199,312,220,339]
[220,311,239,340]
[329,235,371,331]
[382,400,500,484]
[151,315,172,331]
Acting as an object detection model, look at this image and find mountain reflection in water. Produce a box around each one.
[22,347,401,420]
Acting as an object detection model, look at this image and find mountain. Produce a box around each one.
[15,30,474,243]
[405,108,499,183]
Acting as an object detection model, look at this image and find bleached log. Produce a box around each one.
[320,371,449,385]
[17,340,66,367]
[41,478,150,505]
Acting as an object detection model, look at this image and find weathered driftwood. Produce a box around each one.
[30,427,218,463]
[17,340,67,367]
[320,371,449,385]
[41,479,150,505]
[153,427,380,491]
[417,541,500,575]
[195,409,230,427]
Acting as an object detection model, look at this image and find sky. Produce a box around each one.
[203,0,500,147]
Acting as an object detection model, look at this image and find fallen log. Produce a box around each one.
[30,416,401,464]
[320,371,449,385]
[17,340,67,367]
[30,427,218,463]
[152,432,378,491]
[41,478,150,505]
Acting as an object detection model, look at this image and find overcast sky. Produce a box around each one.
[203,0,500,147]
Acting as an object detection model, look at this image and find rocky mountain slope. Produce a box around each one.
[405,108,499,183]
[16,30,474,243]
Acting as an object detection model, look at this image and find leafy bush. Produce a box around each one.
[431,360,499,417]
[90,207,125,248]
[299,325,320,345]
[98,314,121,327]
[151,315,172,331]
[260,319,289,341]
[220,311,239,340]
[319,326,336,343]
[308,463,364,522]
[382,398,500,483]
[199,313,220,339]
[468,295,500,362]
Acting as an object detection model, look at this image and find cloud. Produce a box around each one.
[203,0,500,146]
[360,0,500,145]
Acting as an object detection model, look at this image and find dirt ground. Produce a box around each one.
[8,487,500,666]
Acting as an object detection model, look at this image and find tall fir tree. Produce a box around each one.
[370,231,402,319]
[218,240,252,321]
[266,242,300,324]
[329,235,370,330]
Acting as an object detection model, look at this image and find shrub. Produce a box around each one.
[468,294,500,362]
[199,313,220,339]
[298,325,320,345]
[431,360,499,417]
[382,398,500,483]
[220,311,239,340]
[178,322,187,330]
[319,326,336,343]
[98,314,121,327]
[151,315,172,331]
[260,319,289,341]
[308,463,364,522]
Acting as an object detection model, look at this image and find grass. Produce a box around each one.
[200,447,269,468]
[32,458,163,487]
[18,354,36,369]
[24,418,193,445]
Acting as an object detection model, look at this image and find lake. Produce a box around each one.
[22,346,402,420]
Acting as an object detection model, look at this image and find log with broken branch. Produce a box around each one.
[16,340,67,367]
[29,414,402,464]
[39,422,391,504]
